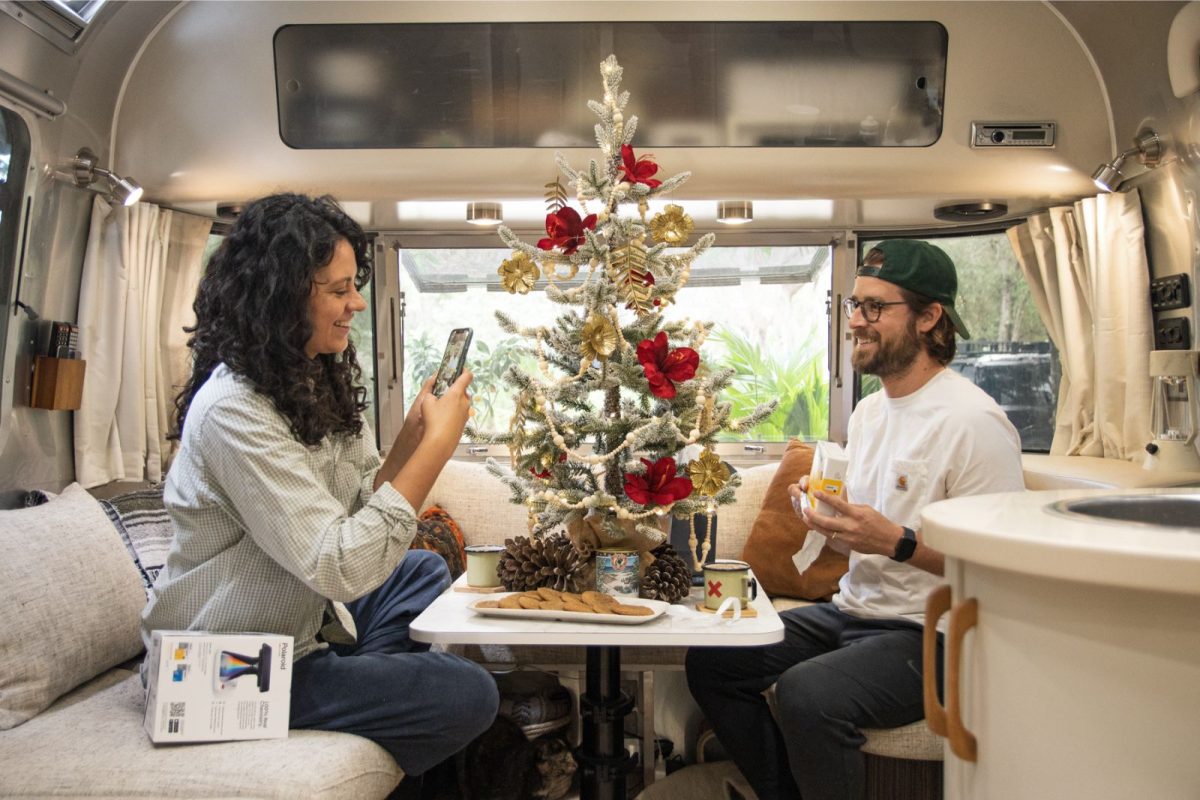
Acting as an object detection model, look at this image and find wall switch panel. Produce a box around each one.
[1150,273,1191,311]
[1154,317,1191,350]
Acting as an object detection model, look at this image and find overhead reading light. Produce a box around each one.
[1091,128,1162,192]
[51,147,143,206]
[716,200,753,225]
[933,201,1008,222]
[465,201,503,225]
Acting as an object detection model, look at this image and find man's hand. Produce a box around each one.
[794,482,905,558]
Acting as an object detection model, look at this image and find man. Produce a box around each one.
[685,239,1024,800]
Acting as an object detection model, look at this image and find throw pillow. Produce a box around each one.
[414,505,467,580]
[100,486,174,598]
[0,483,146,730]
[740,440,849,600]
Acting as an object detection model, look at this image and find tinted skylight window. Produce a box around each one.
[276,21,946,149]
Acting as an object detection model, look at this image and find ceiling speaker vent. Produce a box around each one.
[933,201,1008,222]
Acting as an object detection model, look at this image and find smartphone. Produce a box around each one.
[431,327,473,397]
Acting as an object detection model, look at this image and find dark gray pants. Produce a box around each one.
[290,550,499,775]
[685,602,942,800]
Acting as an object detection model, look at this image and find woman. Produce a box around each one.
[142,193,497,780]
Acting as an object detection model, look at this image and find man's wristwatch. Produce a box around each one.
[892,526,918,562]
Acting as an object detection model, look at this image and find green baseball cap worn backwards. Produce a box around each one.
[856,239,971,339]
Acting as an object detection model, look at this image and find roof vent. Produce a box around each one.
[933,201,1008,222]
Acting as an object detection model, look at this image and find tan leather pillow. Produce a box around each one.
[740,440,849,600]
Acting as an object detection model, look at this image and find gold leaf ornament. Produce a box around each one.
[606,239,655,316]
[688,449,730,496]
[498,251,539,294]
[650,204,694,245]
[579,313,618,363]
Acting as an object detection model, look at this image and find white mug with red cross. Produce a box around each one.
[703,560,758,611]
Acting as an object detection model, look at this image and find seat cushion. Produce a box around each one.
[0,483,147,729]
[0,672,403,799]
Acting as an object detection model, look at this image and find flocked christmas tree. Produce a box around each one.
[469,56,775,589]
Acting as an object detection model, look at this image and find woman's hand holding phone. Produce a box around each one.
[420,369,473,462]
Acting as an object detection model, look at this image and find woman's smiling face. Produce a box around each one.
[304,237,366,359]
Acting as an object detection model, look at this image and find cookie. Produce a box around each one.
[518,596,542,609]
[582,591,616,607]
[536,587,563,602]
[475,600,500,609]
[499,594,524,610]
[612,603,654,616]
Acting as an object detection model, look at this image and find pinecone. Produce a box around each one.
[498,534,590,593]
[639,544,692,604]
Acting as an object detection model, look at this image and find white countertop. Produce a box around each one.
[922,487,1200,596]
[411,577,784,647]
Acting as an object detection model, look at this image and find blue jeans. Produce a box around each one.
[685,603,943,800]
[290,550,499,775]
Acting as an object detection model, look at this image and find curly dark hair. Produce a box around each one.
[170,193,373,446]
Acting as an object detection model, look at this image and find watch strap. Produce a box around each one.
[892,526,918,562]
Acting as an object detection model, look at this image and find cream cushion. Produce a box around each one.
[0,670,402,799]
[0,483,146,729]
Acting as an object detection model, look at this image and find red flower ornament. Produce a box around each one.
[637,332,699,399]
[530,452,568,479]
[537,207,598,255]
[618,144,662,189]
[624,457,694,507]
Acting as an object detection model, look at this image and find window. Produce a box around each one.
[276,21,946,149]
[0,106,31,446]
[397,242,832,443]
[1,0,108,50]
[858,232,1057,452]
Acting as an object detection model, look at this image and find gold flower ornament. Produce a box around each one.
[498,251,539,294]
[688,448,730,496]
[579,313,618,363]
[650,204,694,246]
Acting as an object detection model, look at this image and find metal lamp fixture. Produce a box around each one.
[716,200,753,225]
[465,201,503,225]
[53,147,143,206]
[1091,128,1162,192]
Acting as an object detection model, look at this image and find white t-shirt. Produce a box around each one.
[832,368,1024,626]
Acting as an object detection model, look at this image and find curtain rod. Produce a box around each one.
[0,66,66,119]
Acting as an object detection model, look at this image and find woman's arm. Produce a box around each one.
[374,376,434,491]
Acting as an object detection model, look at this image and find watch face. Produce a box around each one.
[893,528,918,562]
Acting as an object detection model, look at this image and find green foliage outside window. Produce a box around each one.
[709,328,829,441]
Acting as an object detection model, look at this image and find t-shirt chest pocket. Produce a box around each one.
[886,459,930,527]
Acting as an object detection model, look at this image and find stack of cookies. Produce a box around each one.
[477,588,654,617]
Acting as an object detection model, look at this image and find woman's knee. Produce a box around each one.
[442,656,500,736]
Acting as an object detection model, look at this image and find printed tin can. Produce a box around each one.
[595,548,640,597]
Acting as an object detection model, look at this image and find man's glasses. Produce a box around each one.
[841,296,908,323]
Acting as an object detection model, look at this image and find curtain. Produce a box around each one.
[74,198,212,488]
[1007,190,1152,461]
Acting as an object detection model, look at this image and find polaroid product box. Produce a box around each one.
[144,631,293,743]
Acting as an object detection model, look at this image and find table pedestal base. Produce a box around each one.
[577,645,634,800]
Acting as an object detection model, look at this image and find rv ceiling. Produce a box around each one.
[2,1,1179,229]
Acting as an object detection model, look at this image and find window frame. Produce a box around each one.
[852,223,1058,454]
[0,103,33,453]
[371,229,854,467]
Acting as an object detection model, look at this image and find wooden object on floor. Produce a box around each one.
[30,356,86,410]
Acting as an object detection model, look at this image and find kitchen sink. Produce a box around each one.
[1047,494,1200,529]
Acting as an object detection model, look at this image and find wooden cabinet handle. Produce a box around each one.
[922,584,952,737]
[946,597,979,762]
